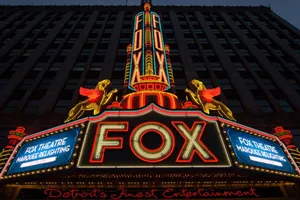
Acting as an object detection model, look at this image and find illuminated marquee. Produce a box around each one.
[89,121,218,163]
[77,104,231,168]
[220,123,300,177]
[0,121,86,179]
[128,6,170,91]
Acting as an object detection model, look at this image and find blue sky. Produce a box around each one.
[0,0,299,29]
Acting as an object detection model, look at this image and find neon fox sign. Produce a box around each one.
[89,121,218,163]
[77,105,232,168]
[128,3,170,91]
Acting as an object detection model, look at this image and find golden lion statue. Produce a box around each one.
[64,79,118,123]
[185,79,236,121]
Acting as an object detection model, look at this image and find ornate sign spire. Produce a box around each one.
[124,0,174,93]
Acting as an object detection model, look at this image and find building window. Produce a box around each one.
[261,79,276,90]
[244,79,258,90]
[218,79,233,90]
[278,99,294,112]
[227,99,244,113]
[257,99,273,112]
[54,100,70,114]
[2,100,19,113]
[24,100,39,113]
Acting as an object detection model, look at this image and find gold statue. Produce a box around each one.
[65,79,118,123]
[185,79,236,121]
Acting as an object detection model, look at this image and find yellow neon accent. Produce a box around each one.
[124,44,132,85]
[144,2,151,11]
[127,44,132,52]
[145,27,151,46]
[145,50,154,75]
[65,80,118,123]
[185,80,236,121]
[165,45,175,85]
[145,12,150,25]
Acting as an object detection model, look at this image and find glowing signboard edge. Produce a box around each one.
[156,12,171,90]
[0,122,87,180]
[220,122,300,178]
[128,11,144,91]
[76,103,232,168]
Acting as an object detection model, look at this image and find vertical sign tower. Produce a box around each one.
[121,0,180,109]
[124,0,174,93]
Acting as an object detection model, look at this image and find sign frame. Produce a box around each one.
[0,120,87,180]
[220,122,300,178]
[77,104,232,169]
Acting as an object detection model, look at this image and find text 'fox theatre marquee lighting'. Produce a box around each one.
[221,123,300,177]
[0,123,86,179]
[0,0,300,181]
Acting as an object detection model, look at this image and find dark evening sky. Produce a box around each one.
[0,0,299,29]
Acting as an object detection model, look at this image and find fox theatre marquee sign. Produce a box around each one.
[77,105,232,168]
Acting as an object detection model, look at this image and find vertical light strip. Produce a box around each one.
[157,13,171,90]
[128,12,143,91]
[150,12,157,75]
[142,12,145,75]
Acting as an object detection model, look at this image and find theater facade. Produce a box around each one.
[1,1,300,199]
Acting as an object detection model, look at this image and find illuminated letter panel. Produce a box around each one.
[77,107,231,168]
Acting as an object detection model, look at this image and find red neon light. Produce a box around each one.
[9,126,26,136]
[274,126,284,133]
[278,134,292,140]
[3,104,298,178]
[172,121,219,163]
[139,84,146,90]
[155,84,162,91]
[7,135,23,140]
[199,87,221,103]
[79,87,103,103]
[157,93,163,106]
[106,101,123,110]
[43,187,260,199]
[287,145,296,149]
[129,122,175,163]
[89,122,128,163]
[140,92,145,107]
[126,94,133,109]
[121,91,181,110]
